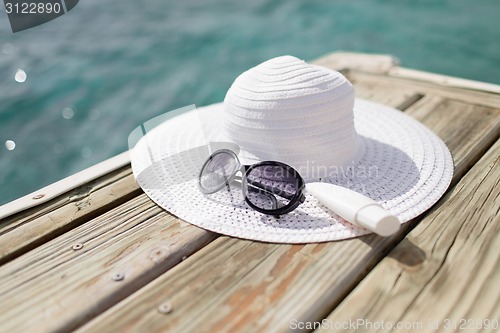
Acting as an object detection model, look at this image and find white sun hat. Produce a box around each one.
[130,55,453,243]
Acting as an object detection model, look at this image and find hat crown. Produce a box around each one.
[223,56,359,179]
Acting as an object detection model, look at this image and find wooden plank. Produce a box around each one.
[77,237,280,333]
[349,79,423,111]
[0,166,142,265]
[314,52,500,94]
[313,52,399,75]
[313,55,423,111]
[0,151,130,220]
[317,139,500,333]
[389,66,500,94]
[0,166,134,233]
[76,96,499,333]
[79,232,416,333]
[404,96,500,182]
[0,194,217,333]
[347,71,500,110]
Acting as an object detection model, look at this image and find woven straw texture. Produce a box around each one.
[130,56,453,243]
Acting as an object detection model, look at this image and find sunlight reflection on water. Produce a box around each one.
[5,140,16,151]
[14,69,27,83]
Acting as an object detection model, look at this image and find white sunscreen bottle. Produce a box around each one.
[305,182,401,237]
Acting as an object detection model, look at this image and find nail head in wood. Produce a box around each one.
[158,302,173,314]
[111,273,125,281]
[72,243,83,250]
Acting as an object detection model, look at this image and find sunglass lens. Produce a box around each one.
[199,151,240,193]
[245,164,299,212]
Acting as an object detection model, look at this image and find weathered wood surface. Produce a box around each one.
[77,78,499,332]
[0,166,142,265]
[348,71,500,110]
[314,52,400,75]
[0,53,498,333]
[0,151,131,220]
[317,139,500,333]
[0,194,216,333]
[402,96,500,182]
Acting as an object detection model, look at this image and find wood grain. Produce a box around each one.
[0,194,216,333]
[404,97,500,183]
[77,237,280,333]
[313,52,399,75]
[0,151,130,221]
[349,79,423,111]
[314,54,423,111]
[76,92,499,333]
[0,166,142,265]
[314,52,500,96]
[317,139,500,333]
[348,71,500,110]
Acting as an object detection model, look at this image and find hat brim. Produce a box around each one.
[130,99,453,243]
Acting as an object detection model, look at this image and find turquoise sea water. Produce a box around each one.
[0,0,499,205]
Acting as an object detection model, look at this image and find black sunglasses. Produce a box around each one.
[198,149,306,216]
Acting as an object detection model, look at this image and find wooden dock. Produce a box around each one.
[0,52,498,333]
